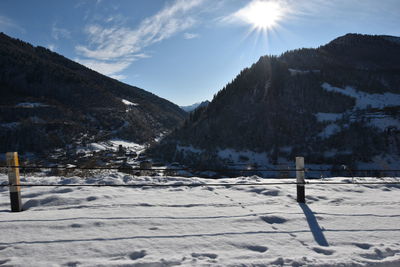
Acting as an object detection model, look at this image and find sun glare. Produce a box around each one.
[237,0,284,31]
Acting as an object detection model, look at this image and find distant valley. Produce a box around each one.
[180,101,210,112]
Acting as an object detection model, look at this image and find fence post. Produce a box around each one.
[296,157,305,203]
[6,152,22,212]
[140,160,152,176]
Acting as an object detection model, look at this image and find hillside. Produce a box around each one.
[0,32,186,155]
[152,34,400,169]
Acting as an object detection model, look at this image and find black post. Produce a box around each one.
[296,157,305,203]
[297,184,305,203]
[10,191,22,212]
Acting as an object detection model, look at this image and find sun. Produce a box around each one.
[236,0,284,31]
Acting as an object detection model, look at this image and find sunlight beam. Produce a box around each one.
[234,0,286,32]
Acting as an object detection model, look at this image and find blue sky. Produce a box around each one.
[0,0,399,105]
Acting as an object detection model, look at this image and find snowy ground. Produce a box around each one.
[1,173,400,266]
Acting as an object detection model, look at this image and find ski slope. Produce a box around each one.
[0,173,400,266]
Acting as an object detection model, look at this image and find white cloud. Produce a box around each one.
[104,14,126,24]
[47,44,56,51]
[184,32,200,39]
[109,74,127,80]
[0,15,25,32]
[75,58,133,76]
[74,0,103,9]
[75,0,204,77]
[52,23,71,40]
[0,15,13,27]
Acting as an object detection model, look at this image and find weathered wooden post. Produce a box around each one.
[140,160,152,176]
[118,158,133,174]
[118,145,125,156]
[296,156,305,203]
[6,152,22,212]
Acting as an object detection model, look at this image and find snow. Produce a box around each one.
[154,133,166,143]
[75,139,145,155]
[1,172,400,266]
[319,83,400,135]
[109,139,144,151]
[316,113,342,122]
[321,82,400,109]
[86,143,108,152]
[367,116,400,130]
[318,124,341,138]
[15,102,49,108]
[0,122,20,129]
[121,99,138,106]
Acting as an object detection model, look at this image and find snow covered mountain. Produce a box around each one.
[153,34,400,170]
[0,33,186,156]
[180,100,210,112]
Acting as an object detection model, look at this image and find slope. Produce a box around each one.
[153,33,400,169]
[0,32,186,154]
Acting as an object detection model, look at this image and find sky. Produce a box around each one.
[0,0,399,106]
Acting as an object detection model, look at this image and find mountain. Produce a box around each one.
[0,32,187,155]
[152,34,400,170]
[180,100,210,112]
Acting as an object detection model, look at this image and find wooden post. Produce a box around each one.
[140,160,152,176]
[296,156,305,203]
[6,152,22,212]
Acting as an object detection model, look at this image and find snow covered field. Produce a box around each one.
[1,173,400,266]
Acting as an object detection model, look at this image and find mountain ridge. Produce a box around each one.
[180,100,210,112]
[0,32,186,155]
[151,33,400,169]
